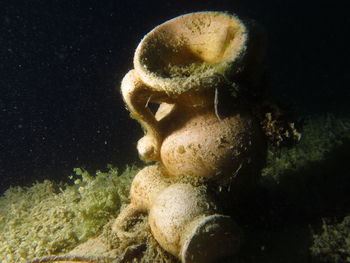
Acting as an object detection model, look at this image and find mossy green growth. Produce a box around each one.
[1,114,349,263]
[0,165,138,263]
[259,113,350,262]
[162,61,214,78]
[161,61,231,84]
[311,216,350,262]
[262,114,350,182]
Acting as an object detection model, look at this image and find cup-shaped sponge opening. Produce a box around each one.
[134,11,248,94]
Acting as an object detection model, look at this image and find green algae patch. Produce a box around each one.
[262,114,350,182]
[311,216,350,262]
[0,165,138,263]
[1,114,350,263]
[247,114,350,263]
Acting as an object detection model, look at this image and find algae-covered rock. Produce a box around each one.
[1,114,349,263]
[0,165,138,262]
[262,114,350,182]
[311,216,350,262]
[254,114,350,263]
